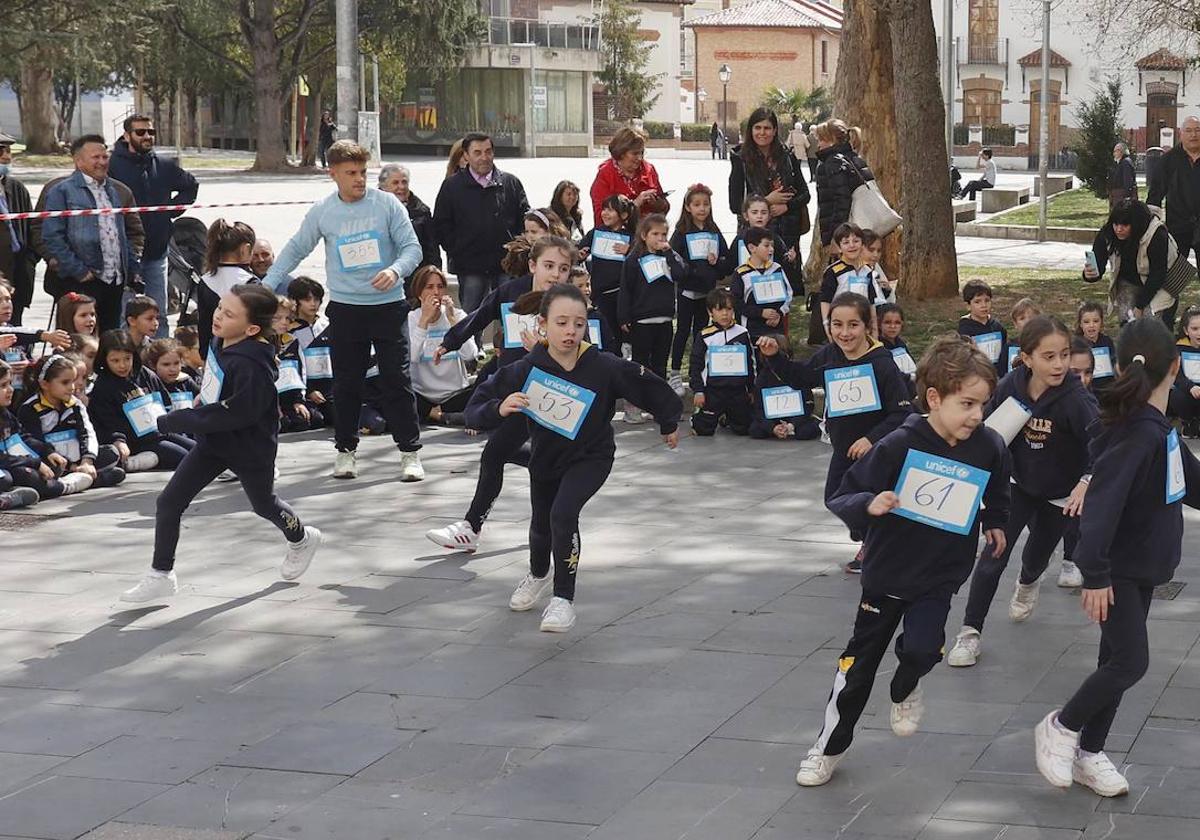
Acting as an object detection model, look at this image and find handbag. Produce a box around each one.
[842,155,902,236]
[1161,252,1198,297]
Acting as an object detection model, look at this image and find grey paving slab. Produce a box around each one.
[0,751,66,796]
[586,780,793,840]
[50,735,236,784]
[0,703,165,757]
[416,815,594,840]
[79,826,249,840]
[249,796,444,839]
[224,722,414,775]
[935,780,1101,830]
[366,643,556,699]
[918,820,1082,839]
[1082,813,1198,839]
[0,775,168,840]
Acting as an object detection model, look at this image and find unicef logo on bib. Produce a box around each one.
[893,449,991,535]
[972,331,1003,364]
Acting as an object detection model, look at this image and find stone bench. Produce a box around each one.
[1034,175,1074,197]
[952,199,977,222]
[981,187,1031,214]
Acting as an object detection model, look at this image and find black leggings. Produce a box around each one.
[595,291,621,351]
[670,293,707,371]
[131,433,195,468]
[153,443,305,572]
[630,321,672,383]
[415,387,475,422]
[962,484,1069,631]
[464,414,530,533]
[5,464,66,499]
[1059,579,1153,753]
[529,458,612,601]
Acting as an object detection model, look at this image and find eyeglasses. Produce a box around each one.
[132,128,156,137]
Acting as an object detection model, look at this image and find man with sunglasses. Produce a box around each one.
[109,114,199,337]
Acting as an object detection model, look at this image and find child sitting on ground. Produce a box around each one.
[749,333,820,441]
[690,288,754,436]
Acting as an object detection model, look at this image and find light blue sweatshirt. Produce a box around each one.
[263,188,422,305]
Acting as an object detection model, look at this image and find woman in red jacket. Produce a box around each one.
[589,128,670,227]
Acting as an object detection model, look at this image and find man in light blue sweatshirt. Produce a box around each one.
[264,140,425,481]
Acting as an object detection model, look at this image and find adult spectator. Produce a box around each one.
[379,163,440,286]
[318,111,336,168]
[788,120,810,165]
[250,239,275,279]
[0,133,36,325]
[588,127,669,227]
[729,107,811,252]
[445,139,467,179]
[108,113,200,338]
[805,123,820,178]
[433,132,529,319]
[962,148,997,201]
[710,122,721,160]
[813,119,875,252]
[1084,199,1180,327]
[1146,115,1200,277]
[1108,143,1138,208]
[38,135,144,331]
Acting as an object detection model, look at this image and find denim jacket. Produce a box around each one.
[41,170,142,283]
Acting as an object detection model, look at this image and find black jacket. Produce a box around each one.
[433,167,530,276]
[0,174,36,312]
[17,393,101,465]
[689,322,755,393]
[1075,406,1200,588]
[815,142,874,246]
[1146,144,1200,246]
[108,140,200,259]
[669,228,731,295]
[728,142,811,245]
[1107,156,1138,203]
[957,316,1009,379]
[580,227,630,297]
[0,405,43,472]
[404,192,441,278]
[1089,217,1170,310]
[87,353,172,446]
[587,304,618,355]
[829,414,1012,600]
[158,337,280,471]
[442,274,534,369]
[617,248,687,325]
[730,260,793,339]
[465,342,681,478]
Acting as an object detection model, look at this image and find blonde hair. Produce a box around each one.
[814,119,850,147]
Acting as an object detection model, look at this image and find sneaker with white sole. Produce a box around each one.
[509,572,552,611]
[946,627,982,667]
[1057,560,1083,588]
[890,686,924,737]
[333,450,357,479]
[1034,710,1079,788]
[120,570,179,603]
[399,451,425,482]
[668,370,685,397]
[540,596,576,632]
[124,451,160,472]
[216,469,238,482]
[623,403,646,424]
[281,526,322,581]
[795,749,841,786]
[425,520,480,553]
[0,487,39,510]
[1073,750,1129,797]
[1009,579,1041,621]
[59,472,94,495]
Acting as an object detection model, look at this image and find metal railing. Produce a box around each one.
[963,38,1008,66]
[487,17,601,50]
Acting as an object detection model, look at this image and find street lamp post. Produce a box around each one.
[718,64,732,148]
[697,88,707,123]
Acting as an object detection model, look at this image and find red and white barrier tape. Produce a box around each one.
[0,200,313,222]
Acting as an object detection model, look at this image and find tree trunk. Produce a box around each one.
[301,76,324,168]
[250,0,291,171]
[19,57,59,154]
[879,0,958,299]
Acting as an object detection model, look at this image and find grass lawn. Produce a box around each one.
[15,153,256,170]
[984,188,1110,230]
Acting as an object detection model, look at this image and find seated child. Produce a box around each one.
[56,291,98,336]
[1,279,72,402]
[1008,298,1042,374]
[749,333,820,441]
[174,325,204,380]
[1170,305,1200,437]
[878,303,916,398]
[689,288,754,436]
[144,338,200,413]
[287,276,334,427]
[124,295,161,348]
[0,359,63,506]
[274,296,324,433]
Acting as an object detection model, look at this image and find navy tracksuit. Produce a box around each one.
[688,322,754,436]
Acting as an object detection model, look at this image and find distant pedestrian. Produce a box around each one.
[318,111,336,168]
[962,148,997,202]
[710,122,721,160]
[1107,143,1137,208]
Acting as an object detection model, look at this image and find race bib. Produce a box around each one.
[303,346,333,379]
[984,396,1033,447]
[972,331,1003,363]
[1167,428,1186,503]
[590,230,629,262]
[499,302,540,350]
[3,350,23,388]
[420,327,457,363]
[762,385,803,419]
[587,319,603,349]
[846,272,871,298]
[1092,346,1114,379]
[169,391,194,412]
[893,449,991,535]
[751,273,788,305]
[335,231,385,272]
[199,348,224,405]
[1007,345,1020,373]
[685,232,719,261]
[521,368,597,440]
[737,240,750,265]
[823,364,882,417]
[891,347,917,376]
[639,254,669,283]
[122,392,166,438]
[46,429,81,463]
[0,433,36,458]
[1182,351,1200,384]
[707,344,749,378]
[276,359,305,393]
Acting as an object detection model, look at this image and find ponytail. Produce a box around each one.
[1100,317,1177,425]
[204,218,257,274]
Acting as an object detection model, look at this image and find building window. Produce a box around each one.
[968,0,999,63]
[821,41,828,74]
[533,70,587,134]
[962,78,1002,125]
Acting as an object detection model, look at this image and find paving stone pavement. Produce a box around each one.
[1,420,1199,840]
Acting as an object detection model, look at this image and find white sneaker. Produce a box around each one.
[1034,710,1080,788]
[399,451,425,482]
[890,686,924,737]
[508,572,552,611]
[216,469,238,482]
[1009,579,1041,621]
[1073,750,1129,797]
[281,526,321,581]
[946,627,982,667]
[120,570,179,603]
[795,749,841,786]
[333,450,358,479]
[124,451,159,472]
[1058,560,1083,588]
[540,596,577,632]
[425,520,480,553]
[668,370,685,397]
[59,472,94,495]
[623,404,646,424]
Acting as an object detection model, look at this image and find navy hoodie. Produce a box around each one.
[669,228,731,297]
[580,227,631,298]
[443,274,534,369]
[0,405,44,472]
[753,357,815,424]
[157,338,280,471]
[466,342,682,478]
[957,316,1009,378]
[87,352,172,445]
[829,414,1012,600]
[617,247,688,325]
[688,322,755,393]
[987,365,1099,499]
[1074,406,1200,588]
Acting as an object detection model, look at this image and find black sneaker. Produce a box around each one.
[845,545,865,574]
[95,467,127,488]
[0,488,39,510]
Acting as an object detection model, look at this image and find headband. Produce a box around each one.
[39,354,68,382]
[1131,354,1146,364]
[528,209,550,229]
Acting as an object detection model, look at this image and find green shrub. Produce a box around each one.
[681,123,710,142]
[641,120,674,140]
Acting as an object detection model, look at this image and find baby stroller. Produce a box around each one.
[167,217,208,325]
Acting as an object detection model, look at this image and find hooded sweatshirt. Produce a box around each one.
[442,274,534,370]
[0,405,44,472]
[87,350,172,446]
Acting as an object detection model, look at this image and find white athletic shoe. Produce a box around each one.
[1057,560,1083,588]
[795,749,841,787]
[1009,579,1041,622]
[947,627,982,667]
[216,469,238,482]
[1073,750,1129,797]
[1034,710,1079,788]
[59,472,94,495]
[333,450,358,479]
[623,404,646,424]
[509,572,552,611]
[281,526,322,581]
[890,686,924,737]
[425,520,480,553]
[668,370,685,397]
[540,596,577,632]
[399,451,425,482]
[120,570,179,603]
[124,451,159,472]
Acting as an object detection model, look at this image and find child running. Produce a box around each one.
[669,183,729,395]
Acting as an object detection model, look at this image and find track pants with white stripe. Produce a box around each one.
[813,591,951,757]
